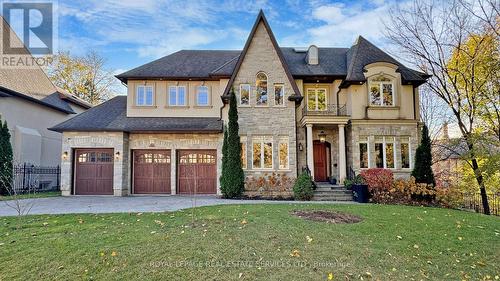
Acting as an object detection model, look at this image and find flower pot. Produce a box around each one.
[329,177,337,185]
[352,184,369,203]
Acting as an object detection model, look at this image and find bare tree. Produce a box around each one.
[0,164,36,216]
[419,84,452,142]
[385,0,499,214]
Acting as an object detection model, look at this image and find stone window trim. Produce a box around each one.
[374,136,397,169]
[252,136,273,170]
[274,83,285,107]
[196,85,211,107]
[255,71,269,107]
[239,84,251,107]
[168,85,188,106]
[368,74,396,107]
[135,85,155,107]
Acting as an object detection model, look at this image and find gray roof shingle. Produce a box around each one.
[49,96,223,133]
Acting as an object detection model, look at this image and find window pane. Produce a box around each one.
[256,72,268,106]
[264,142,273,168]
[240,84,249,105]
[401,143,410,168]
[383,83,393,105]
[307,89,316,110]
[274,85,284,106]
[279,142,288,169]
[241,142,246,169]
[178,87,186,105]
[359,143,368,168]
[145,86,153,105]
[385,142,394,168]
[137,86,145,105]
[169,87,177,105]
[317,89,326,110]
[370,84,381,105]
[197,86,208,105]
[375,143,384,168]
[253,142,262,168]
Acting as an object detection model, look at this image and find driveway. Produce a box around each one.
[0,196,355,216]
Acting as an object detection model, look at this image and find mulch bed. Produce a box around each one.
[291,210,363,224]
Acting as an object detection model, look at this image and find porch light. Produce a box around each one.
[318,131,327,143]
[62,151,68,160]
[115,151,121,160]
[298,143,303,151]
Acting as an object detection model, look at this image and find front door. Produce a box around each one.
[313,141,328,181]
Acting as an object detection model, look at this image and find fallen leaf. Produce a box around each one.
[240,219,248,225]
[413,244,419,249]
[458,237,463,241]
[290,249,300,257]
[396,235,403,240]
[238,273,243,278]
[42,222,49,226]
[306,236,313,243]
[111,251,117,257]
[328,272,334,280]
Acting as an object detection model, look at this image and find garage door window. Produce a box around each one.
[180,153,215,164]
[136,153,170,164]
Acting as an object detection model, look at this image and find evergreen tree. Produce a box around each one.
[412,125,435,186]
[220,89,245,198]
[219,125,229,195]
[0,119,13,195]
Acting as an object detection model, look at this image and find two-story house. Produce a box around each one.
[50,11,428,196]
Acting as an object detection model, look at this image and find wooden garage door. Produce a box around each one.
[133,150,171,194]
[177,150,217,194]
[75,149,114,195]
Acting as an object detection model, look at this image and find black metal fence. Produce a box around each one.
[462,193,500,216]
[12,164,60,194]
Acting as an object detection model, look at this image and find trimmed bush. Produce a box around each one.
[293,172,314,201]
[0,119,13,195]
[412,125,435,185]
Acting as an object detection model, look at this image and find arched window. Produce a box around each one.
[369,75,394,106]
[256,72,268,106]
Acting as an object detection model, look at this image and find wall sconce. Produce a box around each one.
[298,143,303,151]
[62,151,68,160]
[115,151,121,160]
[318,130,327,143]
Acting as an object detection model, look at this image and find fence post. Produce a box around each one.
[56,165,60,189]
[22,162,27,191]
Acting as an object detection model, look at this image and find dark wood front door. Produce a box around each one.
[177,150,217,194]
[74,149,114,195]
[133,150,171,194]
[313,141,328,181]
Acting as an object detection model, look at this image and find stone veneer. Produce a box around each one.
[232,21,297,181]
[349,122,419,178]
[60,132,222,196]
[61,132,129,196]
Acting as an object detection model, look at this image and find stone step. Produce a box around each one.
[314,190,353,196]
[315,182,344,188]
[312,195,354,201]
[315,187,349,192]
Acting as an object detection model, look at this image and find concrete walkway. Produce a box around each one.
[0,196,355,216]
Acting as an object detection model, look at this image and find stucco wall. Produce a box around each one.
[231,21,297,180]
[0,96,83,166]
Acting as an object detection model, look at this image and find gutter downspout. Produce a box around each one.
[412,86,417,120]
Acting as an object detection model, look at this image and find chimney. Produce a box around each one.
[442,122,449,140]
[306,45,319,65]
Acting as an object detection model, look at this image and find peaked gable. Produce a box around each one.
[221,10,302,103]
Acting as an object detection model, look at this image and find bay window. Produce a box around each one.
[375,136,396,168]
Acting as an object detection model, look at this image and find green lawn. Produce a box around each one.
[0,191,60,201]
[0,204,498,280]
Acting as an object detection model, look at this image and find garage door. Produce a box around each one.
[133,150,171,194]
[177,150,217,194]
[75,149,114,195]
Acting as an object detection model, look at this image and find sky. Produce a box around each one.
[51,0,409,76]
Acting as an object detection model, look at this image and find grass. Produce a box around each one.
[0,204,498,280]
[0,191,61,201]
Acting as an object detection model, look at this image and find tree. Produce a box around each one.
[220,90,245,198]
[385,0,499,214]
[412,125,435,186]
[0,119,13,195]
[47,51,117,105]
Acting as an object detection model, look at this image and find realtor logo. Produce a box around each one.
[2,1,54,55]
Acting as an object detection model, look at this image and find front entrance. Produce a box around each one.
[177,150,217,194]
[133,150,171,194]
[313,141,330,182]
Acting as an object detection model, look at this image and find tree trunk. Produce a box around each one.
[471,158,490,215]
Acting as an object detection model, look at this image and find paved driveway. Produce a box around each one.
[0,196,354,216]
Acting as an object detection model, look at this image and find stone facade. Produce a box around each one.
[61,132,129,196]
[231,21,298,181]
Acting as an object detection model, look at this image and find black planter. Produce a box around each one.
[329,178,337,185]
[352,184,369,203]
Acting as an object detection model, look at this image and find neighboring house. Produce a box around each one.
[50,11,428,196]
[0,17,91,167]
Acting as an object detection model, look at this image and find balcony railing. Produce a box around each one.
[302,104,349,117]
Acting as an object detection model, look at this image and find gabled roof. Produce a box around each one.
[221,10,302,102]
[49,96,222,133]
[0,86,76,114]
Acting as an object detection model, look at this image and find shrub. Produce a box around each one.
[360,168,393,193]
[435,187,464,208]
[293,172,314,201]
[245,173,295,193]
[343,174,365,190]
[412,125,435,185]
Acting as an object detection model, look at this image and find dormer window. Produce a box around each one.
[136,85,154,106]
[369,75,394,106]
[256,72,268,106]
